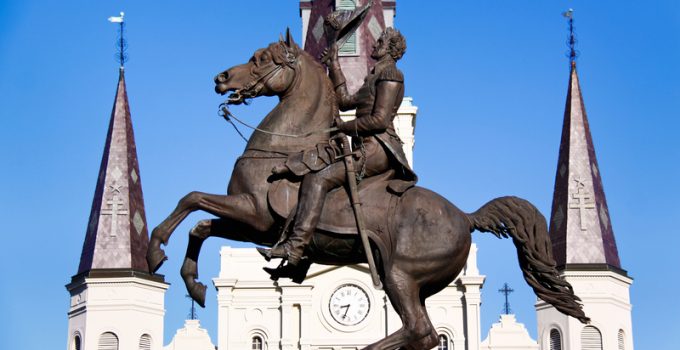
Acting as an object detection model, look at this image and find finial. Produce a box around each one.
[108,12,127,68]
[562,8,579,67]
[498,283,514,315]
[185,294,197,320]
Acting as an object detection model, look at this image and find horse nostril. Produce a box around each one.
[215,72,228,84]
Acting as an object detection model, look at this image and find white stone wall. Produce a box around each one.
[66,276,168,350]
[536,270,634,350]
[480,314,539,350]
[213,244,484,350]
[164,319,216,350]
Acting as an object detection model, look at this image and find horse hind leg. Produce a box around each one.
[363,270,438,350]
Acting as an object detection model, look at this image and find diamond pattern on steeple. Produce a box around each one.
[77,68,151,274]
[312,15,325,43]
[548,63,621,269]
[367,15,382,41]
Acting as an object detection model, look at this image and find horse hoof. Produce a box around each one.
[147,247,168,274]
[189,282,207,308]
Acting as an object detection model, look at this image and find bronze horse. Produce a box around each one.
[147,32,588,350]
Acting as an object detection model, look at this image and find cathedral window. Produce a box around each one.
[437,334,449,350]
[336,0,356,10]
[336,0,358,56]
[581,325,603,350]
[252,335,263,350]
[550,328,562,350]
[71,333,81,350]
[98,332,119,350]
[139,334,151,350]
[618,329,625,350]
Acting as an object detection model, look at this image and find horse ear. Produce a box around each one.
[279,33,285,43]
[285,27,297,47]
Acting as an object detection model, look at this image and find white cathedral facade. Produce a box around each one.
[66,1,634,350]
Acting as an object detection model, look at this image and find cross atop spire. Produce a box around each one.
[498,283,514,315]
[186,294,198,320]
[562,9,578,67]
[108,12,127,68]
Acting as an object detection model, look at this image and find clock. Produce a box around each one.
[329,283,371,326]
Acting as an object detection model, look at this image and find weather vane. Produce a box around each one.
[562,8,579,66]
[107,12,127,68]
[498,283,514,315]
[185,294,197,320]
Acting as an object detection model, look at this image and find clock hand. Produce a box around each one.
[341,304,350,318]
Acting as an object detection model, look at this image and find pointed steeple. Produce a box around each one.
[77,68,150,274]
[548,61,622,271]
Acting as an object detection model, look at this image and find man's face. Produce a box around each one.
[371,34,389,60]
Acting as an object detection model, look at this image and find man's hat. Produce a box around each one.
[324,0,373,47]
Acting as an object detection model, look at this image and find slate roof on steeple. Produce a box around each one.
[300,0,391,93]
[77,68,150,274]
[548,62,622,271]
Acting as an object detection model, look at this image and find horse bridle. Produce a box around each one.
[227,44,298,105]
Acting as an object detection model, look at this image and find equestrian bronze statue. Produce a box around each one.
[147,27,589,350]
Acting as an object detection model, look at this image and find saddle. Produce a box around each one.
[267,170,399,240]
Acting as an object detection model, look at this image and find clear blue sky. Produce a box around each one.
[1,1,678,349]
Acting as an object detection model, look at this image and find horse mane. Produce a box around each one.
[295,47,339,118]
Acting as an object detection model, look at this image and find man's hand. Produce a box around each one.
[321,43,339,66]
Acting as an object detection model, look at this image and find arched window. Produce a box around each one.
[550,328,562,350]
[437,334,449,350]
[98,332,119,350]
[252,335,263,350]
[618,329,625,350]
[581,325,603,350]
[139,334,152,350]
[72,333,81,350]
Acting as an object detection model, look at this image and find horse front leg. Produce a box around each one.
[180,217,267,307]
[147,191,270,273]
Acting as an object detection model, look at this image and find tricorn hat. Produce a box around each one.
[324,0,373,47]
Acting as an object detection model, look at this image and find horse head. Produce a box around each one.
[215,29,301,105]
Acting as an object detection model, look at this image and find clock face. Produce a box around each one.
[329,284,371,326]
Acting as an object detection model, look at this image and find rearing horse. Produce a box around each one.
[147,31,588,350]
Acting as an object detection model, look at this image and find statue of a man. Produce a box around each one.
[259,27,417,270]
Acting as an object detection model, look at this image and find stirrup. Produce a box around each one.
[256,245,304,266]
[263,260,311,284]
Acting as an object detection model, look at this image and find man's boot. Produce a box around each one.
[257,178,327,266]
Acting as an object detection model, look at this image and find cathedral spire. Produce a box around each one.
[548,14,622,271]
[76,68,150,274]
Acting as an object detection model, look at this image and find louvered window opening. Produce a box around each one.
[98,332,119,350]
[336,0,358,55]
[618,329,625,350]
[139,334,151,350]
[581,326,603,350]
[336,0,356,10]
[252,336,263,350]
[437,334,449,350]
[73,335,81,350]
[550,328,562,350]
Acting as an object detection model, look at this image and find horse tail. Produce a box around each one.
[467,196,590,324]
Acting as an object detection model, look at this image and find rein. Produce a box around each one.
[219,105,338,141]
